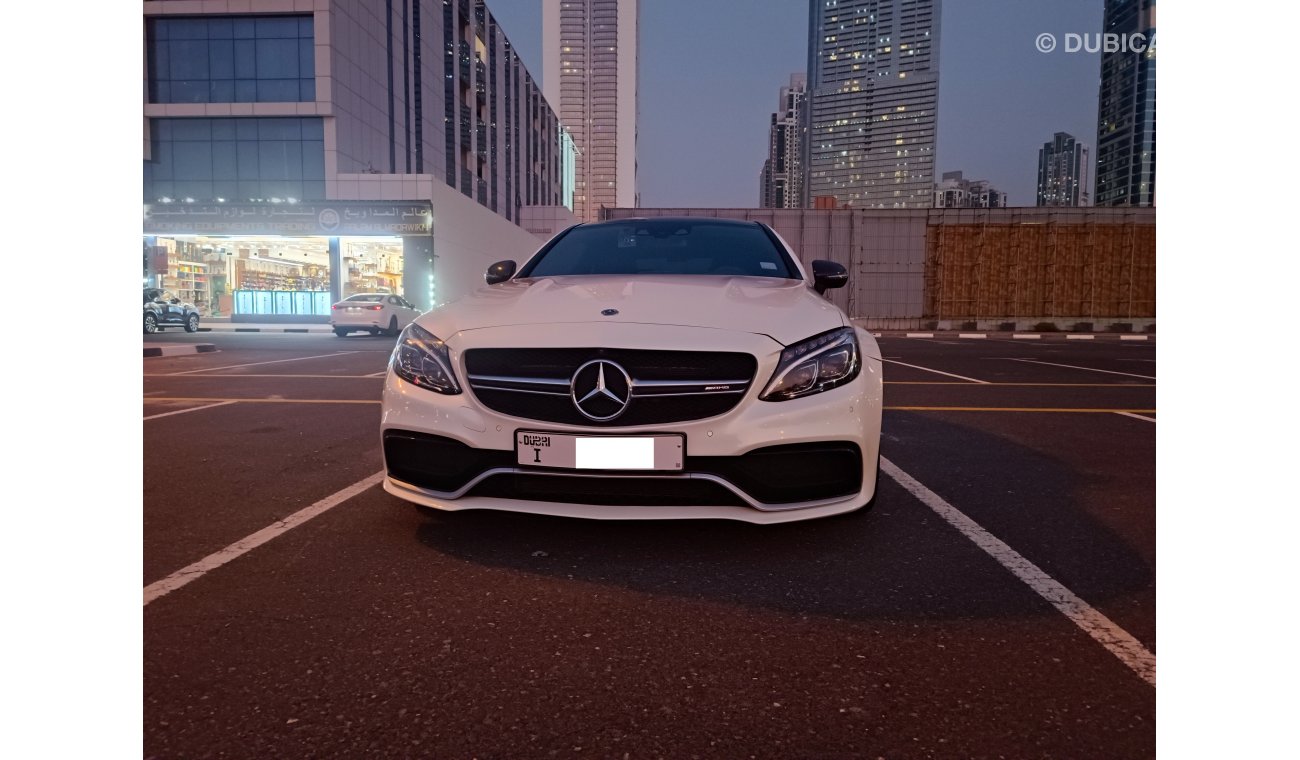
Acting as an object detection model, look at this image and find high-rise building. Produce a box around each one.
[760,74,808,208]
[933,171,1006,208]
[1095,0,1156,206]
[1037,132,1091,207]
[805,0,940,208]
[543,0,639,222]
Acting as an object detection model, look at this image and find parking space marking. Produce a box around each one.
[1066,334,1096,340]
[885,381,1154,387]
[143,400,237,421]
[364,371,388,377]
[143,397,381,405]
[144,373,383,379]
[1114,411,1156,423]
[883,359,990,384]
[144,471,385,606]
[880,457,1156,686]
[1004,358,1156,380]
[886,406,1156,413]
[168,351,359,375]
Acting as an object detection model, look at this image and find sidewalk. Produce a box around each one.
[195,322,336,333]
[863,330,1152,341]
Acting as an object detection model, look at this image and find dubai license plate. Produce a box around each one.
[516,431,684,471]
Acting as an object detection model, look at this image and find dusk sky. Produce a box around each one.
[487,0,1106,207]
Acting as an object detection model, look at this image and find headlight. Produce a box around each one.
[391,323,461,394]
[760,327,861,401]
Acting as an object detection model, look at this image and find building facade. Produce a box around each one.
[1037,132,1091,207]
[804,0,940,208]
[933,171,1006,208]
[1095,0,1156,206]
[543,0,639,222]
[760,74,808,208]
[143,0,575,319]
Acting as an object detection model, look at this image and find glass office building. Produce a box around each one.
[143,1,574,319]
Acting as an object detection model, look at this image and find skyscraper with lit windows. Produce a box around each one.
[543,0,639,222]
[1095,0,1155,206]
[804,0,940,208]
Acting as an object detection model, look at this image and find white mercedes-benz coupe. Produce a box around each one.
[381,217,883,524]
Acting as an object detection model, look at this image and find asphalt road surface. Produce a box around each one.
[144,330,1156,758]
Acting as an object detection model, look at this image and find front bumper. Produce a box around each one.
[379,323,883,523]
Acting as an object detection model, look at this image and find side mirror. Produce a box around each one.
[170,298,181,304]
[485,259,516,285]
[811,260,848,294]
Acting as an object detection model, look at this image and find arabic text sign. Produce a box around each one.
[143,202,433,236]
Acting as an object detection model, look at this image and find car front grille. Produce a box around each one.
[462,348,758,427]
[384,430,863,508]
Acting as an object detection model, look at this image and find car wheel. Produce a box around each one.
[333,328,350,337]
[184,313,200,332]
[386,316,400,337]
[143,313,158,334]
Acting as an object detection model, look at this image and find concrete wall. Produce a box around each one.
[603,207,1156,329]
[425,178,546,307]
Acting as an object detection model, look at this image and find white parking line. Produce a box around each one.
[958,333,987,339]
[880,457,1156,686]
[905,332,934,338]
[1004,358,1156,380]
[1066,335,1095,340]
[364,370,388,377]
[883,359,990,384]
[1114,411,1156,423]
[143,471,385,606]
[143,400,237,421]
[1120,335,1150,341]
[1012,334,1041,340]
[169,351,358,375]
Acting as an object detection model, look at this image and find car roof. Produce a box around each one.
[582,216,759,228]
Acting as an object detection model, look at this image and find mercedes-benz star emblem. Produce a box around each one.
[570,359,632,421]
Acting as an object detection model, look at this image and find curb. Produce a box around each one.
[869,331,1152,341]
[197,327,334,334]
[144,344,218,358]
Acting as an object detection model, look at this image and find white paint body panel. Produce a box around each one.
[380,282,883,522]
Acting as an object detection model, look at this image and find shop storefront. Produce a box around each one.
[143,202,432,322]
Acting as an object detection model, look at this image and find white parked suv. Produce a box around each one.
[380,218,883,523]
[330,293,422,337]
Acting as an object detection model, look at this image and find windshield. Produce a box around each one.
[345,294,386,302]
[520,220,799,279]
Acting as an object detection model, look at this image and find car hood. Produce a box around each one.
[416,275,847,346]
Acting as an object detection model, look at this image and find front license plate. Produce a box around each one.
[516,431,684,471]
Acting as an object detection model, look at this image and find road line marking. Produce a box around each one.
[144,471,385,605]
[958,333,986,339]
[885,406,1156,413]
[143,400,237,421]
[879,457,1155,686]
[1115,411,1156,423]
[1066,334,1096,340]
[883,359,989,384]
[144,373,384,379]
[168,351,359,375]
[884,381,1154,387]
[365,371,388,377]
[143,397,381,404]
[1005,358,1156,380]
[905,332,934,338]
[1012,334,1041,340]
[1120,335,1150,341]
